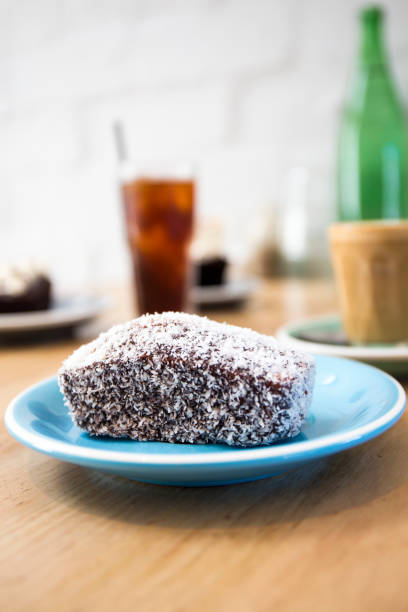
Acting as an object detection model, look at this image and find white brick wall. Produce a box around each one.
[1,0,408,286]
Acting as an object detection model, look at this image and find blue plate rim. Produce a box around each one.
[5,356,406,467]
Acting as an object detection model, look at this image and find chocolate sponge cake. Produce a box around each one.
[0,263,51,313]
[58,312,315,447]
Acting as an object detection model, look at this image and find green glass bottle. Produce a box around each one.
[337,6,408,220]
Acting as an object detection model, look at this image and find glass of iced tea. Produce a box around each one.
[121,164,195,315]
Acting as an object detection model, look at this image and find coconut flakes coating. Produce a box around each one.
[58,312,315,447]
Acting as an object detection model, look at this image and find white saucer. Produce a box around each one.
[191,278,259,307]
[0,295,109,334]
[276,314,408,376]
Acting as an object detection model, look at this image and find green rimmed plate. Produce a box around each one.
[276,314,408,376]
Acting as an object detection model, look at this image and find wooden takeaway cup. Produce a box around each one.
[329,221,408,344]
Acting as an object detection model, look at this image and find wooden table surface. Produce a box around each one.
[2,279,408,612]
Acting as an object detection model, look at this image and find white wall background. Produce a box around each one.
[1,0,408,288]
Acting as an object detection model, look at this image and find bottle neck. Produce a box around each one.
[345,6,401,113]
[359,8,387,67]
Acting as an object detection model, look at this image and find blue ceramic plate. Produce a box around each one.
[5,356,406,486]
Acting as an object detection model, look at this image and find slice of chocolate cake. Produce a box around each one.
[0,263,52,314]
[58,312,315,447]
[196,256,227,287]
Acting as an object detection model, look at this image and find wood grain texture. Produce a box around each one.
[1,279,408,612]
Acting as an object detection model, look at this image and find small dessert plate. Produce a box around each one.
[0,295,109,335]
[191,278,259,307]
[277,315,408,376]
[5,355,405,486]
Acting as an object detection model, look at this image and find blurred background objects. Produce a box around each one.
[1,0,408,292]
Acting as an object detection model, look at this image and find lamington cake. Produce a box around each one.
[58,312,315,447]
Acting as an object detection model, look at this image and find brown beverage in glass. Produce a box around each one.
[122,176,194,315]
